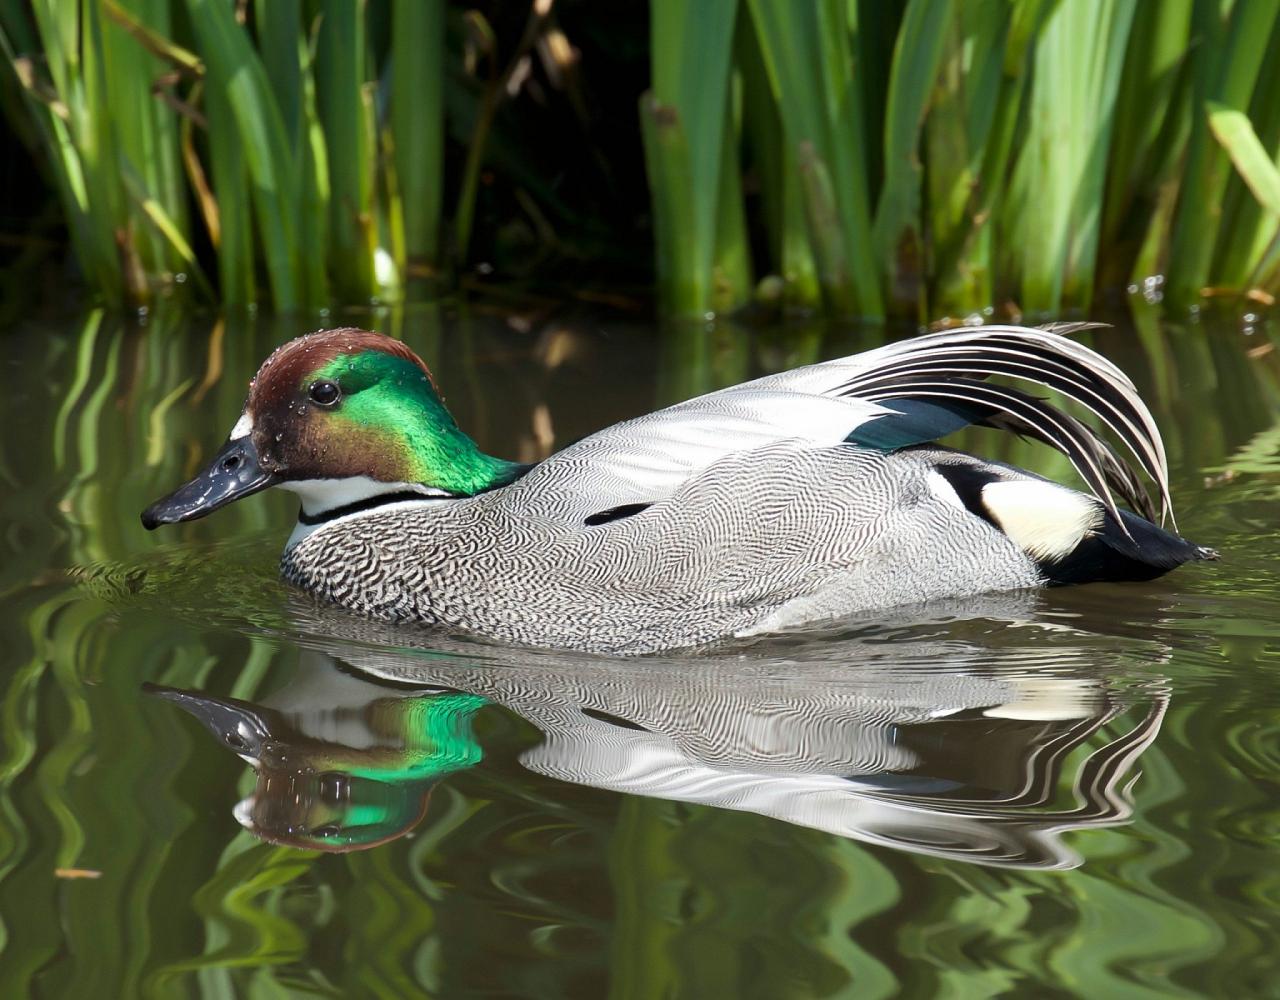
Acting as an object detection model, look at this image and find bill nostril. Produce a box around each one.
[222,454,242,473]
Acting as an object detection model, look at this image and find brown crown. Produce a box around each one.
[247,327,438,412]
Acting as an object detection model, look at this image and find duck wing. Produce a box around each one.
[508,390,891,522]
[512,324,1172,530]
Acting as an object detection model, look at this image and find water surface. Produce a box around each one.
[2,303,1278,997]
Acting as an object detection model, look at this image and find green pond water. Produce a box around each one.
[1,302,1278,998]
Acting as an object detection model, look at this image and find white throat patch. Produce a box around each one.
[282,476,450,547]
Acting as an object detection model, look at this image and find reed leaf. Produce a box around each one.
[1099,0,1193,284]
[4,1,1280,314]
[874,0,953,317]
[255,0,302,146]
[713,77,753,312]
[642,0,740,317]
[923,0,1015,319]
[317,0,378,302]
[1207,29,1280,291]
[119,158,212,298]
[738,20,819,308]
[391,0,444,271]
[745,0,882,318]
[1009,0,1136,314]
[185,0,304,310]
[102,0,187,278]
[201,74,256,307]
[1165,0,1280,308]
[1207,103,1280,218]
[1,4,121,301]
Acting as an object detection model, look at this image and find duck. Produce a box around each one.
[141,323,1215,654]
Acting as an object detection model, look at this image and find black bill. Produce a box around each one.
[141,436,279,529]
[143,683,276,759]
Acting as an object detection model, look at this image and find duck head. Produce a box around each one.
[141,328,519,530]
[146,681,487,852]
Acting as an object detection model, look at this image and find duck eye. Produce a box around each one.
[308,380,341,407]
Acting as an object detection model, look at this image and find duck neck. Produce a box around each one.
[409,429,525,497]
[288,454,522,520]
[282,435,524,549]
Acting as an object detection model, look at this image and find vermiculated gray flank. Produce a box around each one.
[283,444,1044,654]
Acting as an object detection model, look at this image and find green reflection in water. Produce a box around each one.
[147,677,485,852]
[0,303,1277,997]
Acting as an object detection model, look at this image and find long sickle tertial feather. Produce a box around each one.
[836,325,1173,531]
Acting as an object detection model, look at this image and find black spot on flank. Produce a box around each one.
[581,707,648,731]
[930,461,1000,530]
[584,502,652,526]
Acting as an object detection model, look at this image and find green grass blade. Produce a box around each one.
[255,0,301,146]
[119,158,213,298]
[873,0,953,318]
[712,88,752,313]
[391,0,444,269]
[185,0,303,310]
[298,25,331,307]
[317,0,377,302]
[1207,102,1280,217]
[101,0,202,76]
[925,0,1011,318]
[644,0,739,317]
[1165,0,1280,307]
[0,17,122,302]
[739,19,819,307]
[640,93,700,313]
[1011,0,1136,314]
[201,73,255,307]
[745,0,882,317]
[1208,28,1280,291]
[253,0,329,303]
[102,0,188,279]
[1099,0,1193,279]
[78,0,145,299]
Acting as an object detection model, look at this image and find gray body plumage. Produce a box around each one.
[283,444,1042,654]
[279,324,1209,654]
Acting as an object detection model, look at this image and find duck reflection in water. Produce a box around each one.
[146,672,484,852]
[149,594,1170,868]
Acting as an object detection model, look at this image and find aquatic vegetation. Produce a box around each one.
[1,2,1278,320]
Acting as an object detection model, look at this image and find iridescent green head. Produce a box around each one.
[146,683,487,853]
[142,328,520,528]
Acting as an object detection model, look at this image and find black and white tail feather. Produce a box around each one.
[526,322,1215,584]
[834,322,1169,530]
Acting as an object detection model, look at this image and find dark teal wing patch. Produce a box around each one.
[847,399,980,451]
